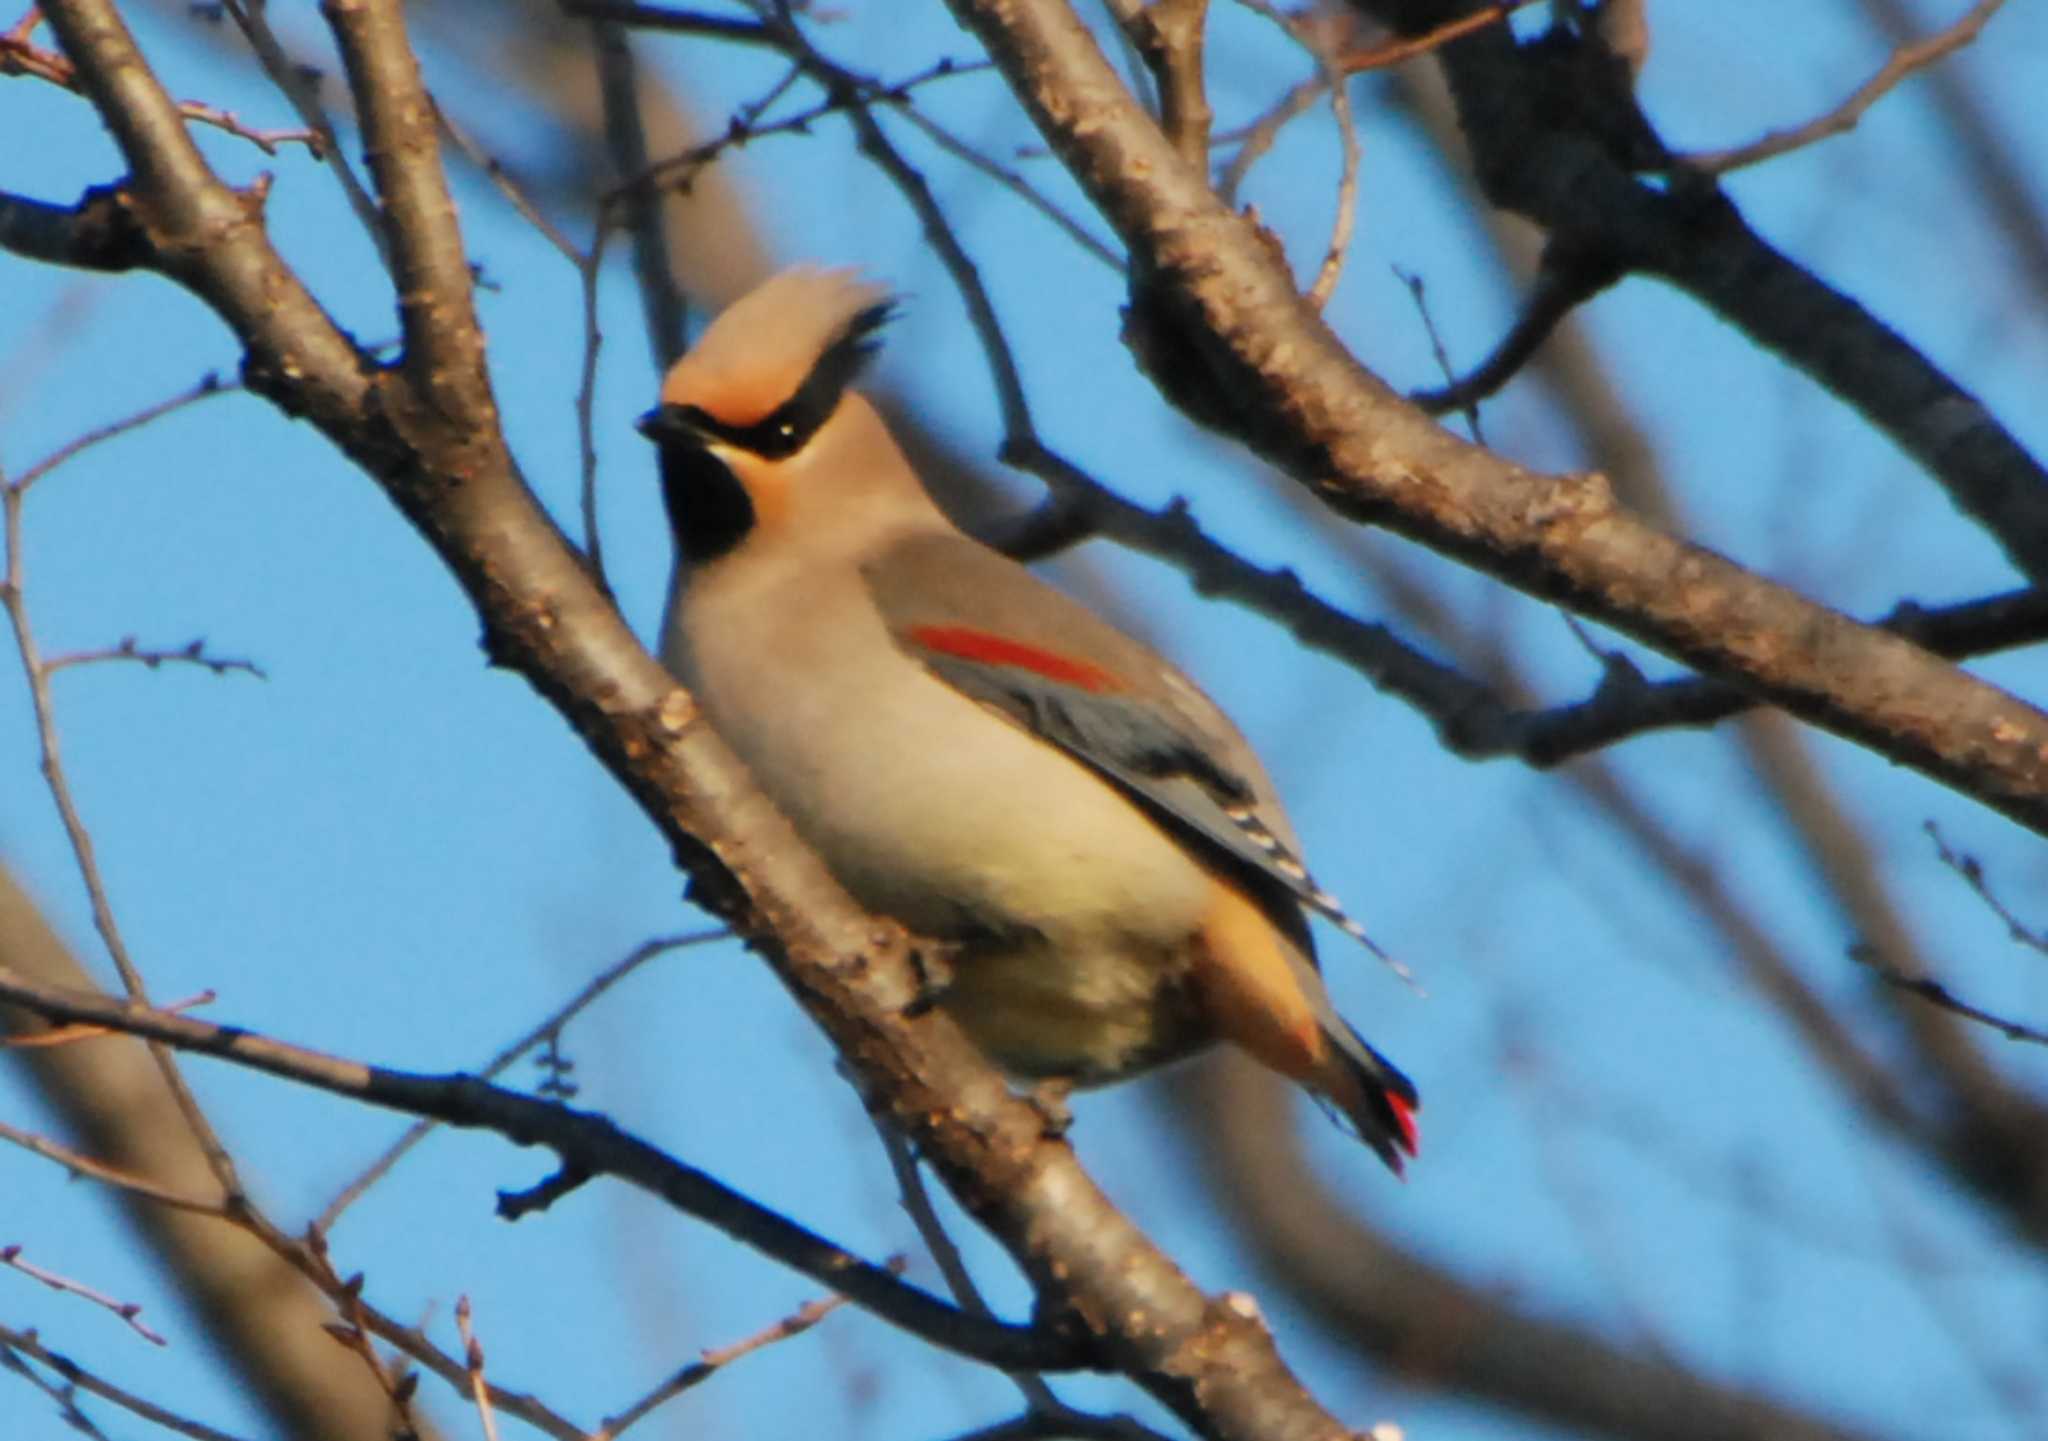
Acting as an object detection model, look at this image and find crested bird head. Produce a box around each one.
[640,267,917,564]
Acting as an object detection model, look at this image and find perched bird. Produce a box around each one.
[639,267,1419,1172]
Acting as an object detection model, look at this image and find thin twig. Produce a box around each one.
[314,929,722,1233]
[890,104,1121,267]
[3,987,217,1047]
[1236,0,1359,308]
[560,0,774,43]
[593,1281,875,1439]
[1395,265,1483,440]
[1219,72,1324,206]
[0,481,250,1202]
[870,1115,1060,1413]
[45,637,265,679]
[1923,821,2048,957]
[1684,0,2007,173]
[591,16,687,370]
[608,53,981,202]
[0,1244,167,1345]
[215,0,391,267]
[1851,946,2048,1048]
[289,1232,575,1440]
[435,107,581,263]
[0,968,1091,1375]
[0,1118,229,1217]
[1408,242,1624,416]
[317,1270,424,1438]
[12,370,239,494]
[0,22,324,156]
[454,1297,501,1441]
[0,1324,272,1441]
[0,1333,112,1441]
[1339,1,1530,73]
[434,99,616,578]
[576,223,611,577]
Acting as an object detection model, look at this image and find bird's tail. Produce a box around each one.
[1316,1023,1420,1176]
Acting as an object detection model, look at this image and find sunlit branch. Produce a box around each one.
[0,970,1095,1375]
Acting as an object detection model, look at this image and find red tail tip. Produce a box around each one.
[1386,1091,1420,1158]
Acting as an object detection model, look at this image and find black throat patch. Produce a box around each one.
[657,440,754,564]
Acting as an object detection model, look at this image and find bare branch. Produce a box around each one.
[557,2,774,43]
[1684,0,2007,174]
[590,18,688,368]
[0,868,440,1441]
[324,0,490,401]
[0,969,1094,1376]
[949,0,2048,837]
[1,475,249,1201]
[890,104,1122,267]
[594,1281,872,1440]
[12,370,238,491]
[45,637,265,679]
[314,929,723,1232]
[0,185,151,272]
[1445,587,2048,765]
[1217,72,1324,205]
[213,0,389,266]
[1409,239,1624,415]
[2,16,323,156]
[1351,0,2048,587]
[1852,946,2048,1048]
[0,1118,227,1217]
[0,1244,167,1345]
[1338,1,1526,72]
[1923,821,2048,958]
[1120,0,1211,170]
[0,1324,249,1441]
[1236,0,1360,308]
[454,1297,502,1441]
[870,1115,1059,1412]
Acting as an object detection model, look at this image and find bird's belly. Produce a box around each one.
[691,631,1216,1079]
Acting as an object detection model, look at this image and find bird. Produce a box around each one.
[638,266,1419,1173]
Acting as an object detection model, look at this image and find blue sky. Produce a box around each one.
[4,3,2047,1438]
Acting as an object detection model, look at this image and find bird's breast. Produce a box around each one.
[666,557,1218,1078]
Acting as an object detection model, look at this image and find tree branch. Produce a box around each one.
[944,0,2048,837]
[25,3,1376,1435]
[0,969,1088,1374]
[323,0,490,403]
[1355,0,2048,586]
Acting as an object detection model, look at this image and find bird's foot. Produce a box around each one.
[1025,1078,1075,1138]
[901,940,959,1017]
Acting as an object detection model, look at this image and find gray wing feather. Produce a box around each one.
[866,533,1389,960]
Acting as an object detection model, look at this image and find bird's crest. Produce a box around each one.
[659,266,895,427]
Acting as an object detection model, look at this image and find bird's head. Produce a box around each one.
[640,266,908,565]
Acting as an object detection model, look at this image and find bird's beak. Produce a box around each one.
[636,404,699,444]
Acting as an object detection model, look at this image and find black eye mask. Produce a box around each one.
[669,301,894,459]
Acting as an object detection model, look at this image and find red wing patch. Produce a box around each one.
[906,625,1124,693]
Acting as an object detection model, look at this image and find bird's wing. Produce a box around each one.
[862,531,1377,954]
